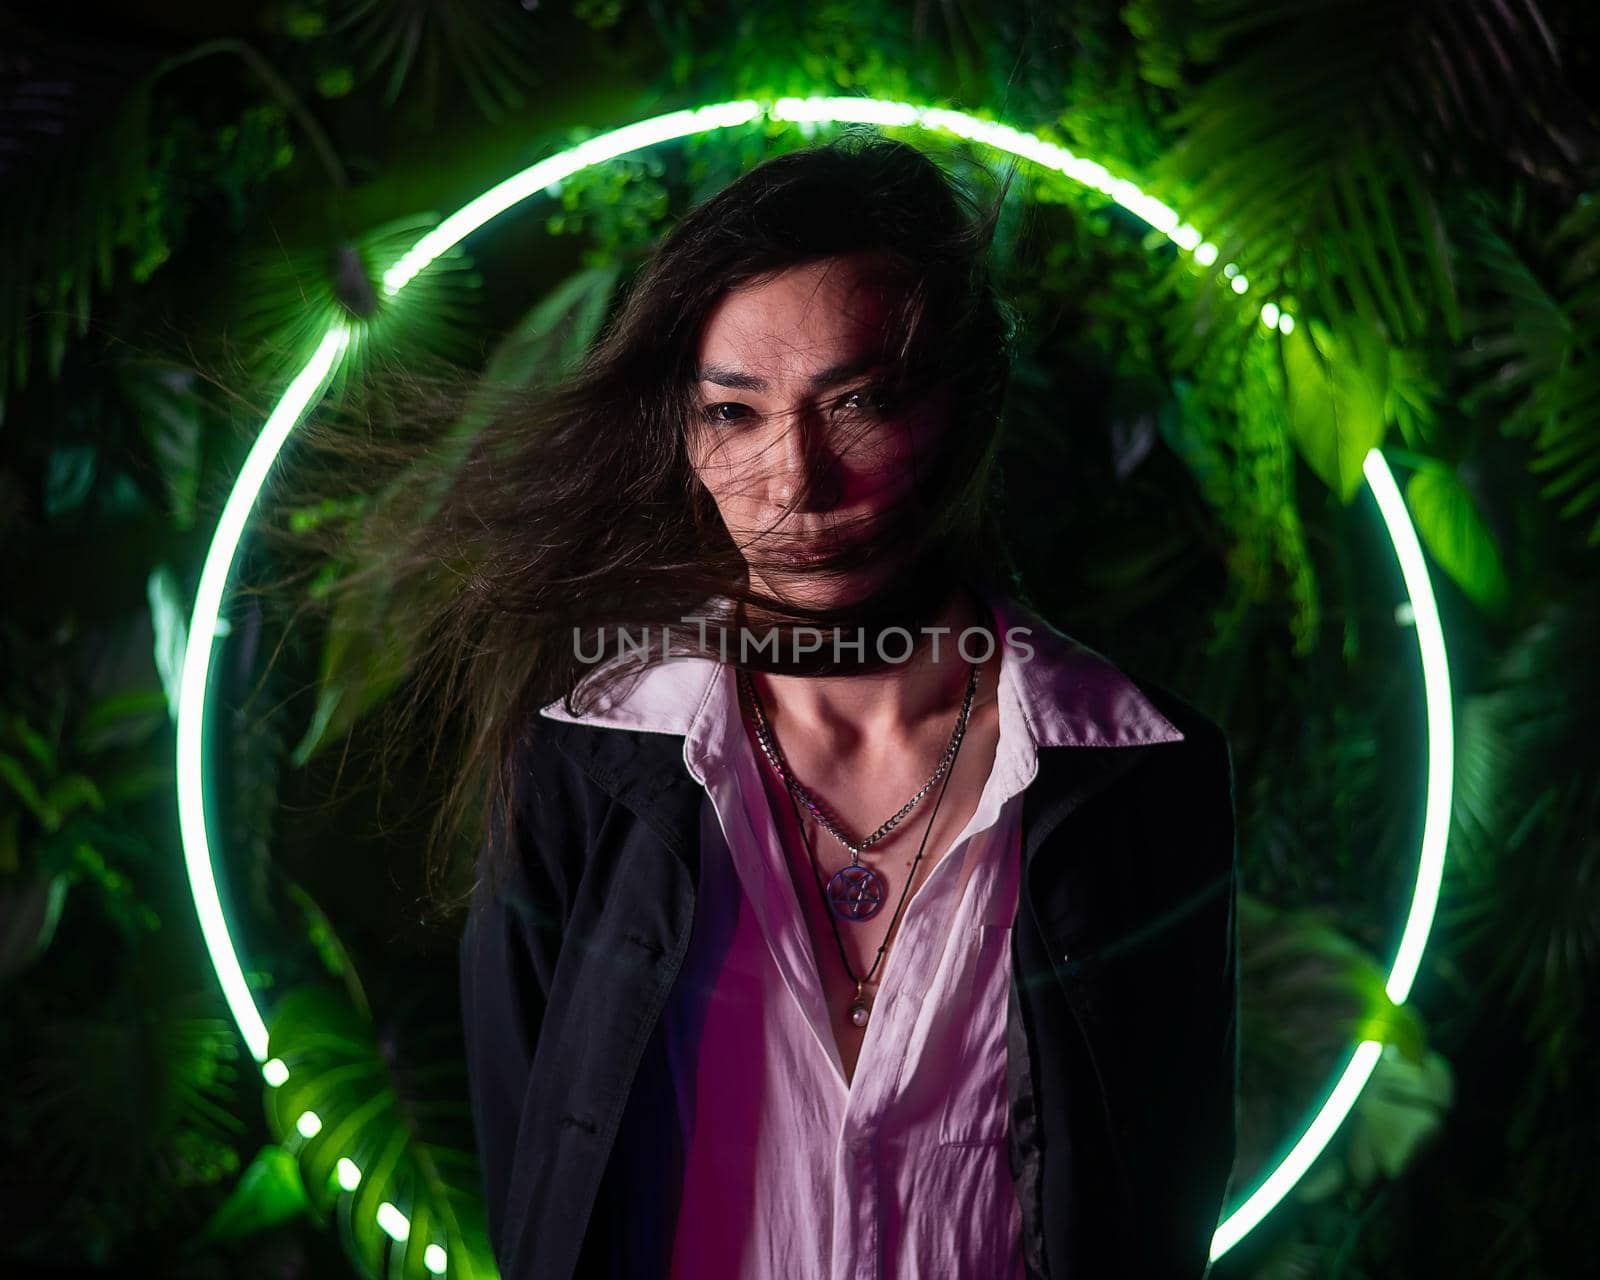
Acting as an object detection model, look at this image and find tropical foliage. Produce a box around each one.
[2,0,1597,1275]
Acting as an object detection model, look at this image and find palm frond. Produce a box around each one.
[1236,892,1445,1201]
[1446,584,1600,1041]
[1151,0,1584,360]
[1159,334,1323,655]
[0,31,163,407]
[229,212,483,396]
[1457,190,1600,547]
[5,960,245,1256]
[327,0,541,124]
[266,981,494,1279]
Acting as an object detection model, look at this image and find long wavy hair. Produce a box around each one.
[256,129,1025,915]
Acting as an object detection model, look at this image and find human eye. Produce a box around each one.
[833,384,899,418]
[698,401,754,426]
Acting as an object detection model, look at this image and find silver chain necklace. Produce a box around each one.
[737,660,980,924]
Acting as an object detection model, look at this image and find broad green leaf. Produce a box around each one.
[1242,894,1428,1068]
[1296,1041,1455,1204]
[147,566,189,723]
[1343,1043,1454,1187]
[289,569,415,767]
[1241,896,1451,1205]
[1405,466,1511,613]
[265,982,495,1279]
[200,1143,313,1241]
[1282,318,1388,502]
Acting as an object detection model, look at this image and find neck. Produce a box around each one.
[744,580,988,754]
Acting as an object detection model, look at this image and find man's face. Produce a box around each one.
[687,252,952,606]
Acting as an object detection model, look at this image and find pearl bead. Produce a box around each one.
[849,1002,870,1027]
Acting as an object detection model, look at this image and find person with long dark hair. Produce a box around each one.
[288,130,1238,1278]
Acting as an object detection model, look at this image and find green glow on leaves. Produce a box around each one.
[1212,1040,1387,1253]
[381,102,764,296]
[177,97,1448,1270]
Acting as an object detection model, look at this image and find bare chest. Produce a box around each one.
[749,695,1001,1085]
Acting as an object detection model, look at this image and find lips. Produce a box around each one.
[794,536,853,560]
[754,541,840,572]
[760,518,874,563]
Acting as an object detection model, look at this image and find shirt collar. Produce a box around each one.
[537,585,1184,756]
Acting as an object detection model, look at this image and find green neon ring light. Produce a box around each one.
[176,96,1455,1271]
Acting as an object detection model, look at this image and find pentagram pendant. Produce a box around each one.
[826,862,885,922]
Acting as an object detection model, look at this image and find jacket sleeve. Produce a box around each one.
[1108,709,1240,1278]
[1196,730,1239,1277]
[1163,722,1240,1278]
[458,730,567,1267]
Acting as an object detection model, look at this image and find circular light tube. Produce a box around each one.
[176,95,1453,1266]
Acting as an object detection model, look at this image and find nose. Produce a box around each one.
[768,413,843,513]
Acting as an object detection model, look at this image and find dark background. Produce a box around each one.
[3,1,1598,1276]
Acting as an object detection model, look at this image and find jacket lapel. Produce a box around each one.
[546,710,1166,923]
[1022,743,1154,868]
[545,723,705,872]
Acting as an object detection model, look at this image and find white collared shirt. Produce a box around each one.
[539,587,1183,1279]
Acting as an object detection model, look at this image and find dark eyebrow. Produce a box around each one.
[696,355,888,394]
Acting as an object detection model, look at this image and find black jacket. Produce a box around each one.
[458,670,1239,1279]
